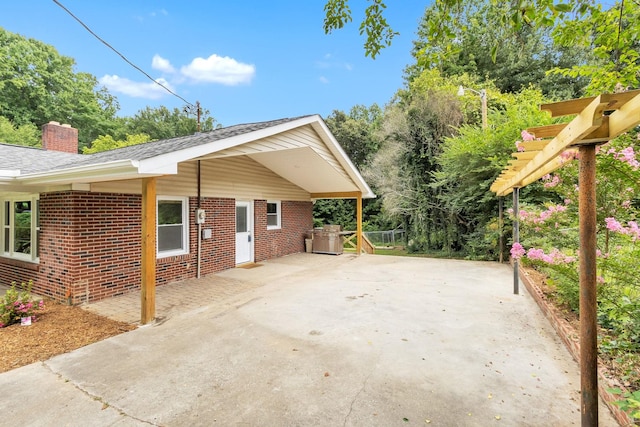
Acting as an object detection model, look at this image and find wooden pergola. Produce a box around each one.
[490,89,640,426]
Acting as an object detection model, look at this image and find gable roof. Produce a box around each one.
[0,115,374,198]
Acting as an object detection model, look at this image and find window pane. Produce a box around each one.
[158,225,183,251]
[4,201,9,226]
[3,201,8,252]
[267,203,277,214]
[236,206,247,232]
[158,201,183,225]
[14,201,31,254]
[267,214,278,227]
[35,200,40,258]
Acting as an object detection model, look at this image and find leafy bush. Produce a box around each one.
[0,281,44,328]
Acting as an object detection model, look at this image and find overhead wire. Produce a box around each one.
[52,0,197,109]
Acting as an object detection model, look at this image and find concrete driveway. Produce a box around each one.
[0,254,617,426]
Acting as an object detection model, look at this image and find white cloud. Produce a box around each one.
[99,75,172,100]
[149,9,168,17]
[319,76,329,84]
[180,54,255,85]
[152,54,175,73]
[315,54,352,71]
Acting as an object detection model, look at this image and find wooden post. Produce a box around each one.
[356,193,363,255]
[141,177,157,324]
[579,145,598,426]
[499,196,504,263]
[512,187,520,295]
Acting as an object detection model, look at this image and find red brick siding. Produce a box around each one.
[0,193,311,303]
[192,197,236,276]
[254,200,313,262]
[39,192,142,303]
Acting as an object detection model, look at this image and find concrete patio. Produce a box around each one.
[0,253,618,426]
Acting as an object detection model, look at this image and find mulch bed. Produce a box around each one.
[0,301,136,373]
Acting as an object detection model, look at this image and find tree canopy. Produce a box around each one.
[0,27,119,149]
[324,0,639,92]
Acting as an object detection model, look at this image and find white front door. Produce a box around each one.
[235,201,253,264]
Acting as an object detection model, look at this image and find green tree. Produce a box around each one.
[365,70,466,252]
[324,1,638,91]
[315,105,386,230]
[408,0,591,100]
[323,0,398,59]
[120,105,218,141]
[82,133,151,154]
[0,27,119,151]
[0,116,40,147]
[434,87,554,258]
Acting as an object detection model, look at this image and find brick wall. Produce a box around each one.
[254,200,313,262]
[41,122,78,154]
[1,193,310,303]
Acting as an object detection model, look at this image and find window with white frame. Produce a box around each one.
[1,195,40,262]
[157,196,189,257]
[266,201,281,230]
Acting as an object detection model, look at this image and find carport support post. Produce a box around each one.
[579,145,598,426]
[356,192,363,255]
[512,187,520,294]
[141,177,157,325]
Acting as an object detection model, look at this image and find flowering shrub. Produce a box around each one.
[0,281,44,328]
[510,128,640,416]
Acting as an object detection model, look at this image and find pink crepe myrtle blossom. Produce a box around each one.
[560,150,576,163]
[605,217,625,233]
[542,174,561,188]
[510,242,525,260]
[526,247,575,265]
[531,205,567,224]
[521,130,536,141]
[607,146,640,169]
[605,218,640,241]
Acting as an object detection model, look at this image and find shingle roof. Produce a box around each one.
[0,143,83,174]
[1,116,311,174]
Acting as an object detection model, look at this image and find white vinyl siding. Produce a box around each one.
[91,156,311,201]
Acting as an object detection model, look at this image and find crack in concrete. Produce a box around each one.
[343,364,376,427]
[42,361,160,426]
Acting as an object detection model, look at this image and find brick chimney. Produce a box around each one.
[42,121,79,154]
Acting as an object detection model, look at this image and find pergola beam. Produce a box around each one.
[490,94,616,195]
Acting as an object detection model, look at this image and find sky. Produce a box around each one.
[2,1,429,127]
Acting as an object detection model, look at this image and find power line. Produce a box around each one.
[52,0,196,109]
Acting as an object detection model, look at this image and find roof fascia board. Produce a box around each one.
[137,116,321,174]
[309,119,376,198]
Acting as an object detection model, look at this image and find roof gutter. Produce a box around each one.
[13,159,151,185]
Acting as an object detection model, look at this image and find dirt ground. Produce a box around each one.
[0,301,136,373]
